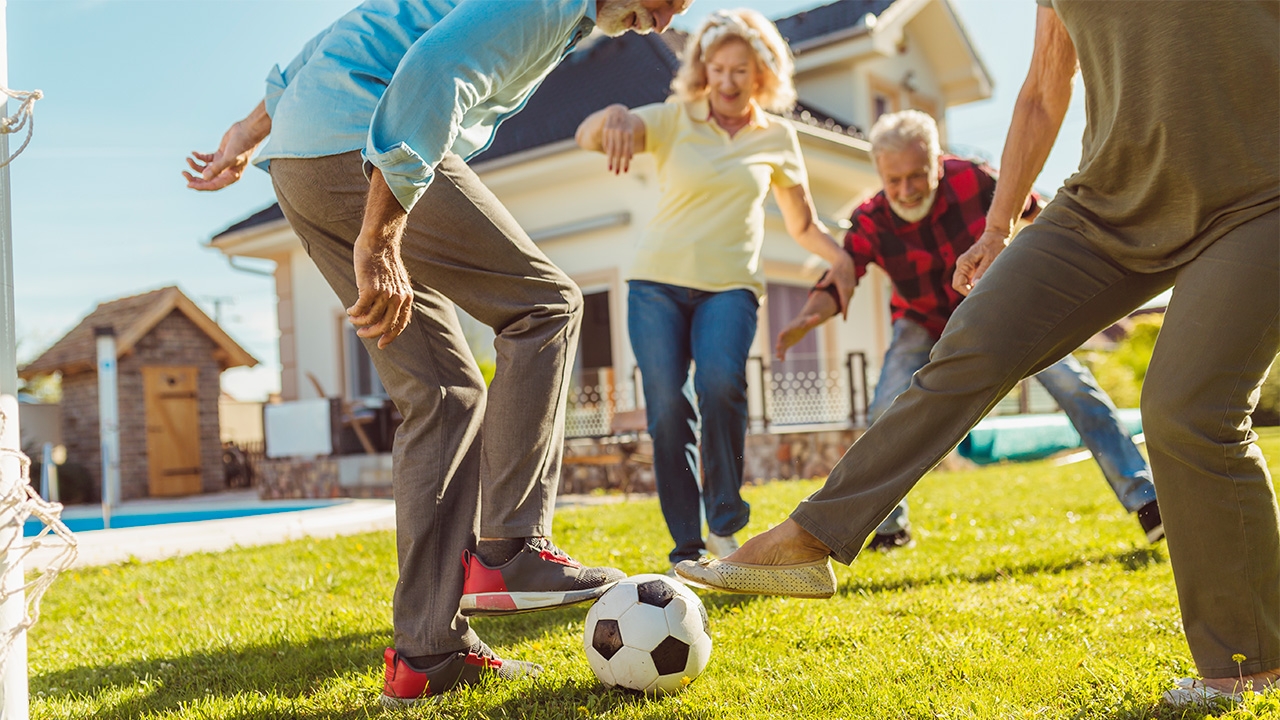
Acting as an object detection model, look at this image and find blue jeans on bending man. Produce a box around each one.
[871,318,1160,547]
[628,280,757,564]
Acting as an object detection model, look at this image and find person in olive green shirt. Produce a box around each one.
[677,0,1279,704]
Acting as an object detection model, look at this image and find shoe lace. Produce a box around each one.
[526,537,574,562]
[469,639,496,661]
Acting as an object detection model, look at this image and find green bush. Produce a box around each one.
[1080,314,1280,426]
[1078,314,1164,409]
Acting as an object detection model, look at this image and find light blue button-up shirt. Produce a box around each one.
[256,0,597,212]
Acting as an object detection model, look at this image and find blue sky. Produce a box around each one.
[5,0,1085,400]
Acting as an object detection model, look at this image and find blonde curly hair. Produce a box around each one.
[671,8,797,114]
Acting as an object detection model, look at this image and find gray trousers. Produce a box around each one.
[270,151,582,655]
[794,209,1279,677]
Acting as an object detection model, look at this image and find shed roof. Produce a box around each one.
[20,286,258,378]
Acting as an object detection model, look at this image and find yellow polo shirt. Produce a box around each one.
[629,99,806,297]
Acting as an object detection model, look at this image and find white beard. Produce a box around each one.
[597,1,653,37]
[887,185,938,224]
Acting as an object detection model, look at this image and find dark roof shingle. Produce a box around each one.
[774,0,897,46]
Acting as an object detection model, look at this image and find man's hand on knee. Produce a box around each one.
[349,238,414,349]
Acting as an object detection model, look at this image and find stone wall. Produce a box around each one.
[252,425,970,500]
[59,312,226,501]
[256,454,395,500]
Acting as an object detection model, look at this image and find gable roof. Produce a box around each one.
[474,31,682,163]
[774,0,897,47]
[212,0,899,241]
[20,286,258,378]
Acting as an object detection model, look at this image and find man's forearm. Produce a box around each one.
[241,100,273,147]
[360,168,409,251]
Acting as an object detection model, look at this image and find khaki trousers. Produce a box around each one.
[794,209,1280,677]
[270,151,582,655]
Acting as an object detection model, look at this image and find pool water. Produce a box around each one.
[23,501,344,537]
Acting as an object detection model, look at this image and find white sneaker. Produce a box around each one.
[705,533,739,558]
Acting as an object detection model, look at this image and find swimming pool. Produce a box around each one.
[23,500,346,537]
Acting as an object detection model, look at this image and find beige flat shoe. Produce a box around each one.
[674,556,836,598]
[1161,677,1243,705]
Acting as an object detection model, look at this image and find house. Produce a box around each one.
[19,287,258,500]
[209,0,993,488]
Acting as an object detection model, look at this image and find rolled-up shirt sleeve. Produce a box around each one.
[264,22,338,118]
[365,0,583,212]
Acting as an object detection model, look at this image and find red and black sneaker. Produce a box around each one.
[459,537,625,616]
[379,642,540,708]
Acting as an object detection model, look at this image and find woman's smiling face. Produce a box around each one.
[705,39,760,120]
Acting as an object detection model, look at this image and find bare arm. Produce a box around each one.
[575,104,646,174]
[775,287,840,362]
[773,182,856,317]
[346,168,413,350]
[954,5,1076,295]
[184,100,272,191]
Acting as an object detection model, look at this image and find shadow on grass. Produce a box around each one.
[839,546,1165,596]
[30,548,1168,719]
[33,630,388,719]
[32,604,708,720]
[33,625,696,720]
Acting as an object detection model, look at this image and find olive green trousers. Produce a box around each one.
[795,209,1279,677]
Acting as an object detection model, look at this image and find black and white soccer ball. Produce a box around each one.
[583,574,712,694]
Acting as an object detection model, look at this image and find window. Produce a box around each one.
[566,289,617,438]
[873,94,892,122]
[345,326,387,399]
[579,290,613,371]
[868,76,901,124]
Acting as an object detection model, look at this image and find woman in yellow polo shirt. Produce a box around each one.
[575,9,855,571]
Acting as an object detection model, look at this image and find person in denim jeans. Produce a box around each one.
[576,9,856,567]
[776,110,1161,551]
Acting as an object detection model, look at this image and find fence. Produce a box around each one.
[565,353,871,440]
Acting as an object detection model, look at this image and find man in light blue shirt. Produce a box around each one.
[186,0,688,705]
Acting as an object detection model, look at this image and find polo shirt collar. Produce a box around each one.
[689,97,769,130]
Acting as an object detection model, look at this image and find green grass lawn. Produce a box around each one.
[28,428,1280,719]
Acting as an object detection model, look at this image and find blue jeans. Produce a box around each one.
[870,318,1156,535]
[628,280,757,563]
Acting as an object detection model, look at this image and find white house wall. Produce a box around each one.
[217,0,994,422]
[288,245,346,401]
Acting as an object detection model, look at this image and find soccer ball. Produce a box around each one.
[583,574,712,694]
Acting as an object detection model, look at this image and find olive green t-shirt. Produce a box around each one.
[1035,0,1279,271]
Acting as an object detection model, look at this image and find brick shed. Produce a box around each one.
[19,287,257,500]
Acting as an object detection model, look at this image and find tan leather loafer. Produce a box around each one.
[673,556,836,598]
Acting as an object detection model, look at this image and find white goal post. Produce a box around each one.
[0,2,25,715]
[0,4,79,718]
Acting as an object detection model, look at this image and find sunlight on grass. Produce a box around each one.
[25,428,1280,719]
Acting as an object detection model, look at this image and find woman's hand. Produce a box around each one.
[821,254,857,318]
[601,105,637,174]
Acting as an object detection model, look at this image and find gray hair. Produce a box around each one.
[869,110,941,163]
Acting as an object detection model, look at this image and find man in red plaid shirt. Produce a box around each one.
[776,110,1161,551]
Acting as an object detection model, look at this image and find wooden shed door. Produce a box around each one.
[143,366,202,496]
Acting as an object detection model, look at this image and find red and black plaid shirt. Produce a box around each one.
[824,156,1040,338]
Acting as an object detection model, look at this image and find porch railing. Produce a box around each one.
[565,352,870,440]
